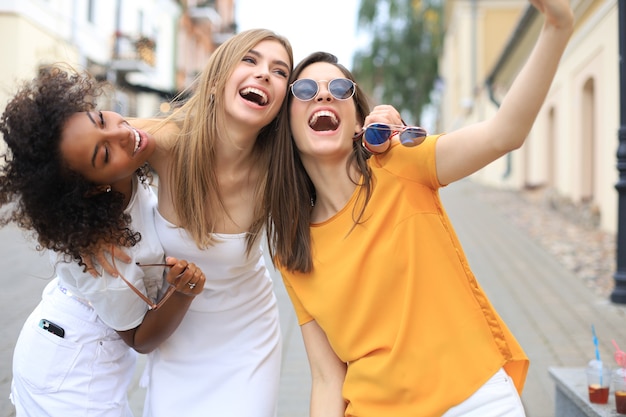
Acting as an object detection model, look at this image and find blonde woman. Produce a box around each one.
[131,29,294,416]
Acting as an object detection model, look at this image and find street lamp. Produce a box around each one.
[611,0,626,304]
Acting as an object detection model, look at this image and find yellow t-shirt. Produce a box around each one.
[280,135,529,417]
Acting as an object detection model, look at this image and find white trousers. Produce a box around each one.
[442,368,527,417]
[11,279,136,417]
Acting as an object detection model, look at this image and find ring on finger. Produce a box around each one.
[188,282,196,289]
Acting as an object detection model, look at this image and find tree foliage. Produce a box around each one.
[352,0,444,125]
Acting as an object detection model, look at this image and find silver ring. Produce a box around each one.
[188,282,196,289]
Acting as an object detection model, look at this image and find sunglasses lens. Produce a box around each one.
[399,127,427,147]
[292,79,318,101]
[364,123,392,145]
[329,78,355,100]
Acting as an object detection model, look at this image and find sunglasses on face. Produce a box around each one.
[290,78,357,101]
[355,123,428,148]
[110,246,176,311]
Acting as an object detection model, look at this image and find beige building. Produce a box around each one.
[174,0,235,92]
[0,0,235,119]
[438,0,620,234]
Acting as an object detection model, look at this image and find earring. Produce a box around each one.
[84,184,112,198]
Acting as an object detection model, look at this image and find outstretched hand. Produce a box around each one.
[530,0,574,29]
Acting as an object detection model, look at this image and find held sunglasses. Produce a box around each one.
[290,78,356,101]
[110,245,179,311]
[354,122,428,149]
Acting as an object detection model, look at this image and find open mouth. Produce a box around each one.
[240,87,268,106]
[309,110,339,132]
[132,128,142,155]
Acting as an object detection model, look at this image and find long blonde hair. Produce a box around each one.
[167,29,293,253]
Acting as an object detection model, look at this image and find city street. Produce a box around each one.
[4,179,626,416]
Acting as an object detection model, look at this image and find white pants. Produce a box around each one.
[11,279,136,417]
[442,368,527,417]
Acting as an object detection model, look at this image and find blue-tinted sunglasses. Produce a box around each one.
[355,122,428,148]
[290,78,356,101]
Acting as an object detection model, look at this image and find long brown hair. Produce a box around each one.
[166,29,293,253]
[265,52,373,273]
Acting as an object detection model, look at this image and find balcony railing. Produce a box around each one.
[110,32,156,73]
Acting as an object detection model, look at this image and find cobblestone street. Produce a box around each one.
[473,183,617,299]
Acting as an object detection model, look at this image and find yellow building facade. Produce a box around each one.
[438,0,620,234]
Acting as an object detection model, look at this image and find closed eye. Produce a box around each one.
[242,55,256,65]
[273,67,289,78]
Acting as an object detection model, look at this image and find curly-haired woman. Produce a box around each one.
[0,65,205,417]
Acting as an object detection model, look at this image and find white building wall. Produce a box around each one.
[0,0,180,119]
[441,0,620,235]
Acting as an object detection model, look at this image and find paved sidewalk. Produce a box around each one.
[3,178,626,417]
[0,225,53,417]
[442,179,626,417]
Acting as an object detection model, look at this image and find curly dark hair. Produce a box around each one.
[0,65,143,267]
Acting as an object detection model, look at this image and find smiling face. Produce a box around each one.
[224,39,291,129]
[289,62,362,162]
[60,110,156,189]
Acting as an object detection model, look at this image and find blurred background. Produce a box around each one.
[0,1,625,416]
[0,0,621,251]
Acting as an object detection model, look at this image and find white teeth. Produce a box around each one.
[241,87,268,105]
[309,110,337,126]
[133,128,141,154]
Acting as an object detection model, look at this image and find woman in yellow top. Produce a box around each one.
[265,0,574,416]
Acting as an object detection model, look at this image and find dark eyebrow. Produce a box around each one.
[86,112,100,168]
[273,59,291,72]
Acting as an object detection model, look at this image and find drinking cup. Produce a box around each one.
[587,360,611,405]
[613,368,626,414]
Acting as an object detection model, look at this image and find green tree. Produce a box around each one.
[353,0,444,125]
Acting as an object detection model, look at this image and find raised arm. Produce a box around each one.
[436,0,574,186]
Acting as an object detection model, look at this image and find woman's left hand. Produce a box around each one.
[165,257,205,296]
